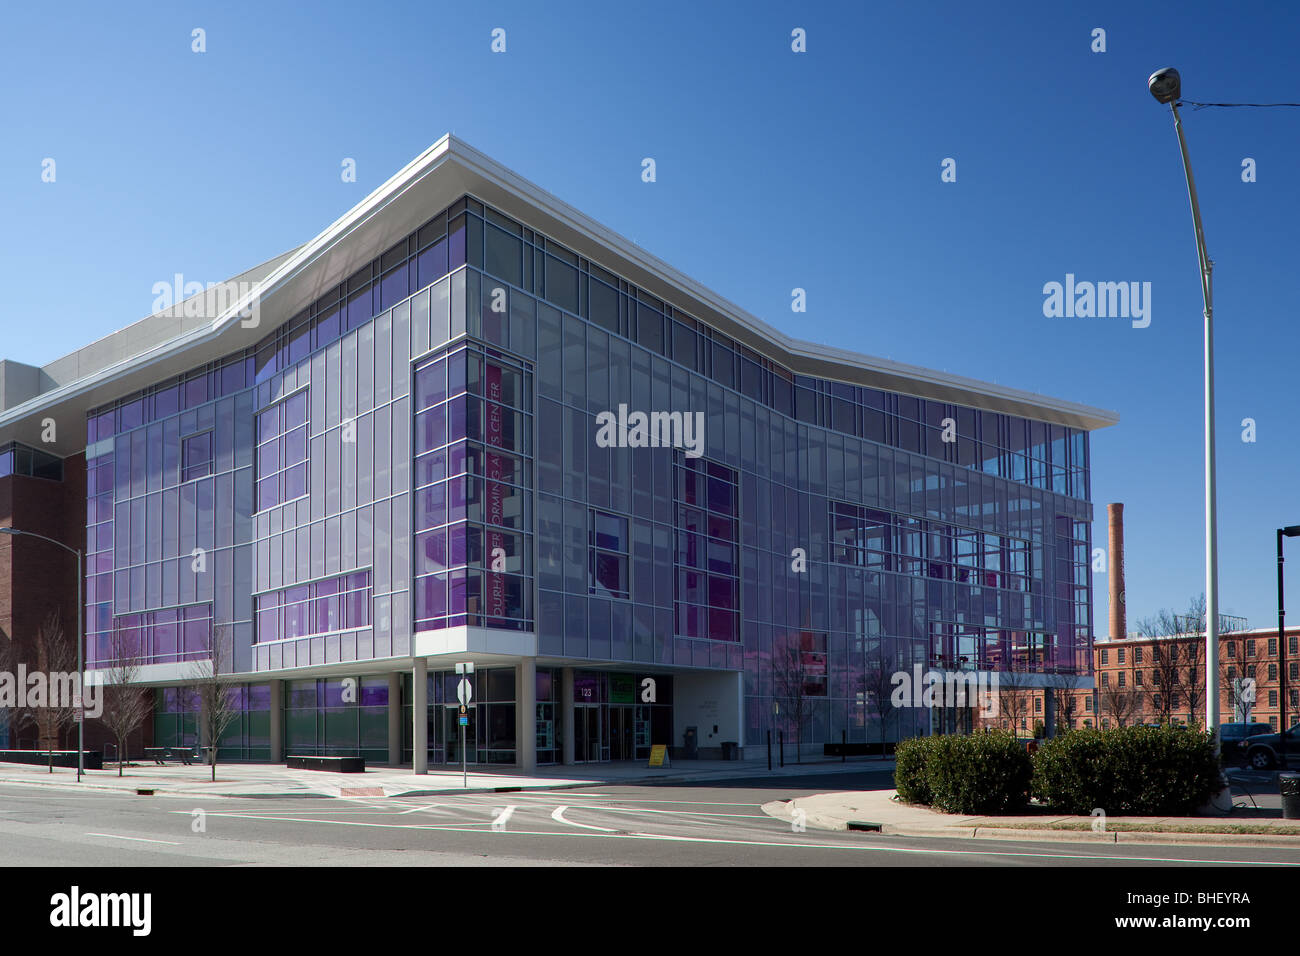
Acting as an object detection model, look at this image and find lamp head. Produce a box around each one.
[1148,67,1181,104]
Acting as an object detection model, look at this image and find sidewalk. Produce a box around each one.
[0,755,895,799]
[762,789,1300,847]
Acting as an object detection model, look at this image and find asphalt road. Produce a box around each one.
[1,770,1298,867]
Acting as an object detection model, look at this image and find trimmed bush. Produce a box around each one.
[894,735,934,805]
[894,731,1032,814]
[1032,724,1221,815]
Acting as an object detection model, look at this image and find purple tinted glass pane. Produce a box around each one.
[417,529,446,574]
[418,239,448,290]
[448,570,468,613]
[118,399,143,432]
[257,607,278,640]
[184,375,207,409]
[292,601,315,638]
[316,307,340,347]
[707,477,733,515]
[415,484,446,530]
[284,463,307,500]
[247,685,271,710]
[449,221,466,269]
[347,571,369,590]
[447,442,467,476]
[155,385,180,418]
[257,478,277,511]
[284,425,307,465]
[359,683,387,707]
[448,522,469,565]
[344,589,367,628]
[417,406,446,453]
[346,287,372,330]
[380,264,409,311]
[315,594,341,633]
[708,575,735,609]
[708,608,735,642]
[285,391,308,426]
[257,409,279,443]
[446,400,467,443]
[593,553,624,595]
[415,359,446,411]
[415,449,447,487]
[418,574,447,618]
[183,619,207,654]
[220,360,245,395]
[447,479,468,523]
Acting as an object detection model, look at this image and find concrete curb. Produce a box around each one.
[762,796,1300,848]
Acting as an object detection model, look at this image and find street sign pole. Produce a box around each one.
[455,662,474,789]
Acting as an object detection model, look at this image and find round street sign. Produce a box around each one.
[457,678,472,706]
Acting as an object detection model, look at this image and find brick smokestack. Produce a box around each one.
[1108,503,1126,640]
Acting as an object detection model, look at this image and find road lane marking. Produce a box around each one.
[551,806,617,832]
[492,806,516,830]
[85,833,181,845]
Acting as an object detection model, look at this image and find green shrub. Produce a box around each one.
[893,735,933,805]
[1032,724,1221,815]
[894,731,1032,814]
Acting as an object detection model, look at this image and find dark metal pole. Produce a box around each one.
[766,730,771,771]
[779,730,784,768]
[841,729,846,763]
[1279,530,1289,770]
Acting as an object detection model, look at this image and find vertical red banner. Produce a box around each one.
[485,361,507,619]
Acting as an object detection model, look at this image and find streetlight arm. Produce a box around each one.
[0,526,80,558]
[1170,104,1213,315]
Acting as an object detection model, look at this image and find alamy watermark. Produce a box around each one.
[1042,274,1150,328]
[594,404,705,458]
[0,667,102,718]
[151,273,261,329]
[890,665,999,717]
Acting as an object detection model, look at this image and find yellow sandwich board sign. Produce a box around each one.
[648,745,670,768]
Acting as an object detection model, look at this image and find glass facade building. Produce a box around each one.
[1,137,1116,766]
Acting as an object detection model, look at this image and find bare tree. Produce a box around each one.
[772,633,822,764]
[189,626,242,782]
[1045,672,1085,735]
[996,668,1034,738]
[1098,682,1141,727]
[1136,595,1231,727]
[98,624,152,776]
[1,610,77,768]
[862,651,897,758]
[1220,632,1261,722]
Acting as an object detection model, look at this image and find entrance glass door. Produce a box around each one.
[575,704,603,762]
[609,706,635,761]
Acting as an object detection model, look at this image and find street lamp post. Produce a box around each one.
[1277,526,1300,769]
[0,527,84,782]
[1148,68,1222,750]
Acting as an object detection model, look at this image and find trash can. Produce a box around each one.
[1281,772,1300,820]
[683,727,698,759]
[721,741,737,761]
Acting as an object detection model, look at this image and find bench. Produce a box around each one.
[143,747,203,766]
[286,755,366,773]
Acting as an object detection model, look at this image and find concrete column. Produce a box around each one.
[387,672,402,767]
[561,667,575,765]
[269,680,284,763]
[516,658,536,773]
[413,658,428,774]
[1044,687,1057,738]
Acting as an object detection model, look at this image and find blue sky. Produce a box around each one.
[2,1,1298,634]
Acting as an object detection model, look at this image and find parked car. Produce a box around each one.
[1241,723,1300,770]
[1219,722,1273,761]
